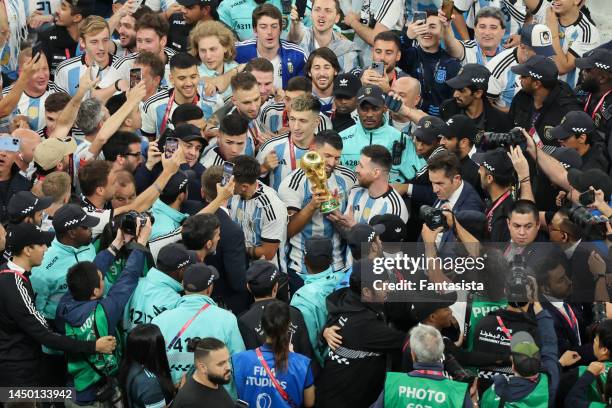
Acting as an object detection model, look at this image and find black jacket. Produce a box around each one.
[0,168,32,224]
[509,80,581,146]
[440,97,513,133]
[0,267,95,386]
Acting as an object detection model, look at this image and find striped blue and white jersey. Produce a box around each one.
[278,165,356,273]
[558,12,600,89]
[140,87,224,138]
[142,0,176,12]
[460,40,504,66]
[1,82,63,132]
[98,48,177,91]
[257,100,332,135]
[199,139,256,169]
[256,132,311,191]
[486,47,520,109]
[54,54,116,96]
[345,185,409,224]
[227,181,289,273]
[454,0,526,41]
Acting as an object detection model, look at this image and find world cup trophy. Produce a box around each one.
[301,151,340,213]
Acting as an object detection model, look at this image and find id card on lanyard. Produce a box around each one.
[584,90,612,120]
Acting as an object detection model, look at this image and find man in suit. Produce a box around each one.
[200,165,249,314]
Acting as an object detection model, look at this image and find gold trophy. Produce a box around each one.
[301,151,340,213]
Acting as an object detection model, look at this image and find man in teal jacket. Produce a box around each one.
[123,243,195,332]
[152,263,246,385]
[290,238,344,365]
[150,171,189,240]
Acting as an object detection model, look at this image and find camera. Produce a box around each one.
[505,255,532,304]
[481,127,525,151]
[120,211,153,235]
[566,203,608,241]
[420,205,448,231]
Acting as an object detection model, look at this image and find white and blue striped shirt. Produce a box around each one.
[1,82,63,132]
[345,185,409,224]
[486,47,520,109]
[54,54,116,96]
[257,99,332,135]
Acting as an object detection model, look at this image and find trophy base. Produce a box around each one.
[320,199,340,214]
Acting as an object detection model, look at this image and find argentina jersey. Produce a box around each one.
[199,136,255,168]
[2,82,62,131]
[461,40,504,66]
[278,165,356,273]
[486,47,520,108]
[227,181,288,273]
[346,185,409,224]
[258,100,332,135]
[455,0,526,42]
[98,48,177,91]
[558,12,599,89]
[141,86,224,138]
[54,54,115,96]
[256,133,310,191]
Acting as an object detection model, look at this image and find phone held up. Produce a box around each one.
[164,137,179,159]
[130,68,142,89]
[222,162,234,186]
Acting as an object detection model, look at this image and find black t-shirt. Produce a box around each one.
[486,192,514,243]
[38,25,79,79]
[581,143,609,173]
[167,14,193,53]
[172,376,234,408]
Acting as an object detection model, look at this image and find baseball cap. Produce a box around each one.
[52,203,100,233]
[357,85,385,108]
[576,48,612,74]
[544,146,582,169]
[476,148,515,178]
[174,123,206,146]
[7,223,54,254]
[182,263,219,292]
[304,237,333,263]
[349,258,386,291]
[446,64,491,90]
[7,192,52,220]
[442,114,477,144]
[156,243,195,273]
[519,24,555,57]
[162,171,189,198]
[511,55,558,82]
[246,260,280,289]
[413,116,447,145]
[177,0,210,5]
[412,291,457,321]
[369,214,407,242]
[511,331,541,375]
[333,73,361,98]
[568,168,612,198]
[345,223,385,259]
[550,111,595,140]
[34,137,77,171]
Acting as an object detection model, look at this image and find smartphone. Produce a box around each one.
[371,61,384,76]
[90,62,99,81]
[130,68,142,89]
[164,137,179,159]
[442,0,454,18]
[384,93,403,112]
[296,0,307,18]
[0,135,20,152]
[579,190,595,206]
[221,161,234,186]
[413,11,427,24]
[281,0,292,14]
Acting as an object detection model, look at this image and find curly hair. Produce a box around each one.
[188,20,236,63]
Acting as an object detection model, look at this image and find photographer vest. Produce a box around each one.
[383,372,467,408]
[578,362,612,404]
[465,294,507,351]
[480,374,548,408]
[65,304,119,391]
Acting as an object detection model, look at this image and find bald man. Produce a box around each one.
[389,76,427,133]
[13,128,41,180]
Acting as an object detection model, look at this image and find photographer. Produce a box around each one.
[565,361,612,408]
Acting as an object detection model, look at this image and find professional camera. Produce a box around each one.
[505,255,532,304]
[120,211,154,235]
[566,203,608,241]
[419,205,448,231]
[481,127,525,151]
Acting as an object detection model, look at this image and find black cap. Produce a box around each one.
[174,123,206,145]
[550,111,596,140]
[52,204,100,233]
[66,0,95,17]
[357,85,385,107]
[446,64,491,90]
[162,171,189,198]
[454,210,487,242]
[7,223,54,254]
[183,263,219,292]
[544,146,582,169]
[345,223,385,259]
[304,237,333,262]
[7,192,52,220]
[511,55,558,82]
[476,148,514,178]
[568,168,612,198]
[412,291,457,321]
[576,48,612,74]
[443,114,477,144]
[246,260,280,289]
[157,243,195,273]
[413,116,447,145]
[334,73,361,98]
[177,0,210,5]
[369,214,407,242]
[349,258,386,290]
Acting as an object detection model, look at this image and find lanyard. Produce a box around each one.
[166,303,210,351]
[0,269,28,283]
[282,109,289,128]
[584,90,612,120]
[561,303,578,330]
[249,121,261,146]
[496,316,512,340]
[65,48,71,60]
[160,91,198,135]
[414,369,446,377]
[288,137,314,171]
[486,190,511,232]
[255,347,298,408]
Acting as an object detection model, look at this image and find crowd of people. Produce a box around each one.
[2,0,612,407]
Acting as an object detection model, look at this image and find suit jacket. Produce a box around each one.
[540,300,592,363]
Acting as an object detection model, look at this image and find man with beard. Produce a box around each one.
[360,31,407,93]
[172,338,235,407]
[439,114,481,193]
[113,5,145,57]
[330,73,360,133]
[442,63,512,136]
[168,0,215,53]
[305,48,340,114]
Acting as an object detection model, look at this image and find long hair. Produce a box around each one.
[118,324,175,407]
[261,300,291,372]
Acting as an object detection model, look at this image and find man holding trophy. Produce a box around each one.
[278,130,357,291]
